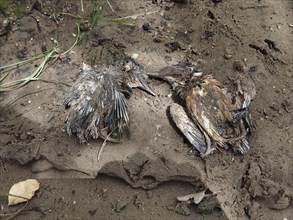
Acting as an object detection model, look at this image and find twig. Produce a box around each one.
[113,10,159,20]
[0,202,28,220]
[106,0,114,12]
[108,19,136,28]
[0,192,29,220]
[61,12,84,19]
[26,0,38,14]
[80,0,84,13]
[240,4,270,10]
[97,128,117,161]
[37,79,71,87]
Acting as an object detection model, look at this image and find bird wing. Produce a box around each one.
[65,68,129,143]
[169,103,214,156]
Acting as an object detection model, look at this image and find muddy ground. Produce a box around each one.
[0,0,292,219]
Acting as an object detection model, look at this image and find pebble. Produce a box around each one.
[142,22,151,31]
[146,191,153,199]
[48,104,54,110]
[224,49,232,59]
[245,201,261,218]
[175,202,191,216]
[233,60,245,72]
[113,200,127,212]
[19,132,28,140]
[153,100,159,107]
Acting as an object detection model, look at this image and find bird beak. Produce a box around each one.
[126,71,156,96]
[137,73,156,96]
[141,84,156,96]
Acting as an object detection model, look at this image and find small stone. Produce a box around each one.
[245,201,261,218]
[224,49,232,59]
[175,202,191,216]
[249,66,258,73]
[203,31,214,40]
[233,60,245,72]
[142,22,151,31]
[113,200,127,212]
[48,104,54,110]
[79,21,90,32]
[134,195,143,208]
[146,191,153,199]
[153,100,159,107]
[153,37,162,43]
[165,41,181,52]
[88,208,98,216]
[19,132,28,140]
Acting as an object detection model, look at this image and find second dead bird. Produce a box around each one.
[65,40,155,144]
[148,62,256,156]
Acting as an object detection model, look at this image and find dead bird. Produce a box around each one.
[149,62,256,156]
[65,40,155,143]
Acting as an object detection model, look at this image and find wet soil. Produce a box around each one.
[0,0,292,219]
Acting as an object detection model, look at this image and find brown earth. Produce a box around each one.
[0,0,292,219]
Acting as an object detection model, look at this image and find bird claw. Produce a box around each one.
[233,138,250,154]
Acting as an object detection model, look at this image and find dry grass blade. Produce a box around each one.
[97,127,118,161]
[0,54,46,83]
[0,202,28,220]
[80,0,84,12]
[60,23,81,56]
[0,21,82,114]
[108,19,136,28]
[0,192,29,220]
[108,10,159,29]
[0,88,53,115]
[106,0,114,12]
[0,20,82,93]
[0,53,45,70]
[112,10,159,20]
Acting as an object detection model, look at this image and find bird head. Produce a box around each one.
[147,61,202,92]
[122,57,156,96]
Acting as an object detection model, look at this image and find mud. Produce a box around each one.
[0,0,292,219]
